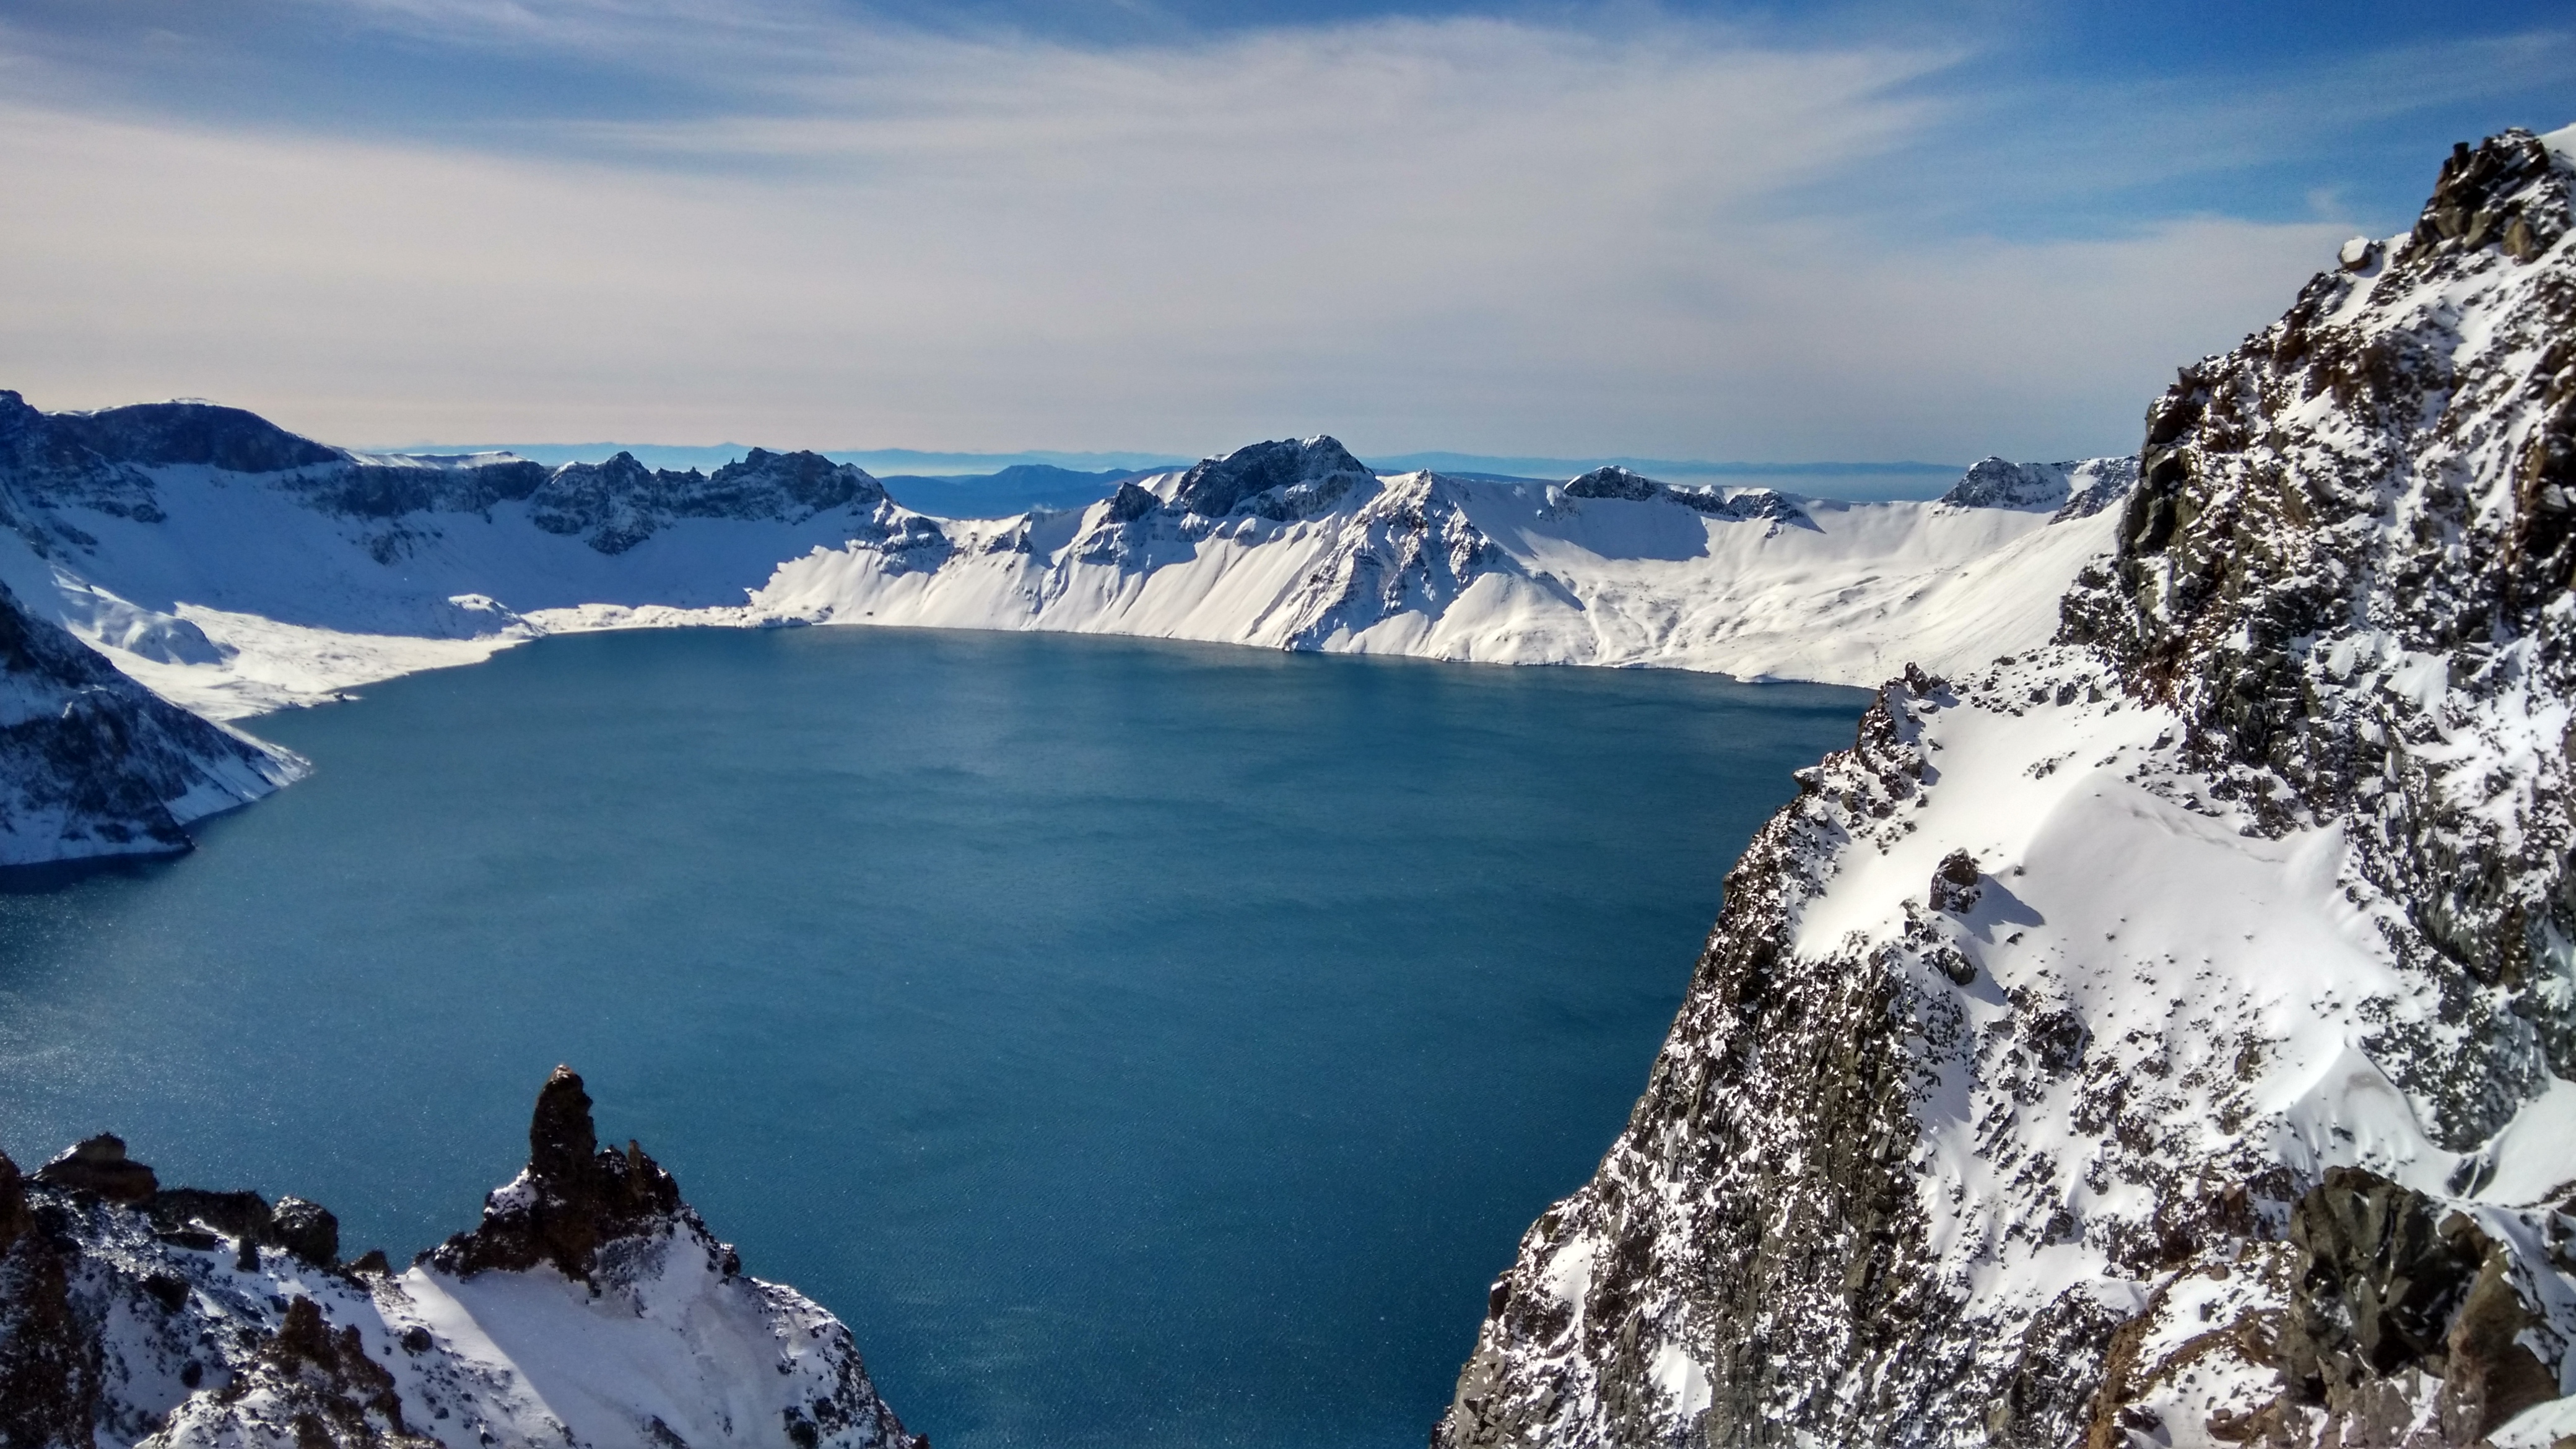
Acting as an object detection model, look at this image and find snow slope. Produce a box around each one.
[0,1069,919,1449]
[1438,125,2576,1449]
[0,392,2133,720]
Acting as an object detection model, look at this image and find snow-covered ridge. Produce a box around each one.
[0,391,2131,721]
[0,573,298,867]
[0,1067,920,1449]
[1437,125,2576,1449]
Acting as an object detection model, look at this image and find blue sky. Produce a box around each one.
[1,1,2568,461]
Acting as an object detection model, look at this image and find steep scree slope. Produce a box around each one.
[0,1068,921,1449]
[1436,125,2576,1449]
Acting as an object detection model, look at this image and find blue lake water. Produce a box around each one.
[0,627,1865,1448]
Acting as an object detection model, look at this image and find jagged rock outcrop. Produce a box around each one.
[0,574,299,865]
[1939,456,2141,519]
[1168,435,1375,521]
[0,1069,922,1449]
[1438,125,2576,1449]
[425,1066,685,1281]
[526,448,910,555]
[1564,466,1817,529]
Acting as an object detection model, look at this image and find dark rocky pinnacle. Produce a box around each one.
[432,1064,684,1281]
[531,1065,600,1194]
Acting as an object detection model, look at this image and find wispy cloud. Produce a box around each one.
[0,6,2521,458]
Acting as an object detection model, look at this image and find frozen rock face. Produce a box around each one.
[1437,126,2576,1449]
[0,573,297,865]
[1564,467,1816,529]
[1939,456,2142,519]
[0,397,335,528]
[524,448,905,556]
[0,1067,922,1449]
[1168,435,1375,521]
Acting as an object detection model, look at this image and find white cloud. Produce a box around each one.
[0,15,2351,459]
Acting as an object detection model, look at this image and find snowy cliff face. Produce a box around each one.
[0,1068,920,1449]
[0,394,2133,718]
[0,573,297,866]
[1437,126,2576,1449]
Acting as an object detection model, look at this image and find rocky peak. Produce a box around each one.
[1941,456,2075,511]
[528,448,899,554]
[1170,435,1375,520]
[710,446,886,513]
[2412,128,2571,264]
[430,1064,685,1281]
[47,400,341,476]
[2063,123,2576,1120]
[1564,466,1660,500]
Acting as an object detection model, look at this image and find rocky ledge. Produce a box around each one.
[0,1068,921,1449]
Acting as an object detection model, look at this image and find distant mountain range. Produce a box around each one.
[384,443,1972,510]
[0,386,2135,737]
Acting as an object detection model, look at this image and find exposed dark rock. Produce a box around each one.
[1942,456,2074,511]
[1664,485,1817,528]
[288,457,550,520]
[0,1159,99,1449]
[1564,466,1660,500]
[429,1064,684,1281]
[162,1294,435,1448]
[48,400,340,475]
[1105,479,1162,523]
[271,1196,339,1266]
[1269,472,1492,650]
[1170,436,1375,520]
[0,1150,30,1256]
[31,1134,157,1204]
[152,1186,272,1243]
[1928,848,1982,913]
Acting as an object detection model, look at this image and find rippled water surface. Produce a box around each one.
[0,627,1865,1448]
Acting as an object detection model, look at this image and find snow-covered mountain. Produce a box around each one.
[1437,124,2576,1449]
[0,389,2130,722]
[0,572,297,866]
[0,1067,920,1449]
